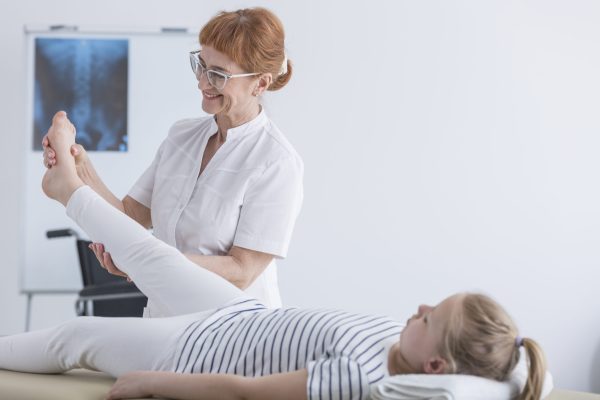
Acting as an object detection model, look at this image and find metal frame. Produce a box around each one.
[22,289,79,332]
[75,291,146,316]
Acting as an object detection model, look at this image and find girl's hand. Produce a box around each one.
[106,371,154,400]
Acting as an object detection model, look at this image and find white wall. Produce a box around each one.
[21,31,203,292]
[1,0,599,393]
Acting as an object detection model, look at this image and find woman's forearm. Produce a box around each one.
[185,247,273,290]
[76,157,152,228]
[76,157,125,212]
[184,254,259,290]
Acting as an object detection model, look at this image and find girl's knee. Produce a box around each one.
[47,317,100,351]
[45,317,104,370]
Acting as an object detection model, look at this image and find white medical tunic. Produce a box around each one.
[128,110,303,315]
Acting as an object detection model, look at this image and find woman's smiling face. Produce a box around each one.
[196,45,259,117]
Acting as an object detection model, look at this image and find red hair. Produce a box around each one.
[199,8,292,91]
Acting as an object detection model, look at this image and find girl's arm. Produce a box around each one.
[107,369,308,400]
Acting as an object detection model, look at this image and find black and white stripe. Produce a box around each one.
[172,298,403,400]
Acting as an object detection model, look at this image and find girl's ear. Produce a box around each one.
[423,357,448,374]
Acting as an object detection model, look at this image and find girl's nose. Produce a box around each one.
[418,304,432,315]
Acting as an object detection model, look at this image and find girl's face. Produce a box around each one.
[392,293,464,374]
[195,45,262,119]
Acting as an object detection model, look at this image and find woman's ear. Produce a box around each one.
[254,73,273,96]
[423,357,448,374]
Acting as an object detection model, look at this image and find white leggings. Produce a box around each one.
[0,186,246,377]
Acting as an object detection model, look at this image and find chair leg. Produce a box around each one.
[75,299,87,316]
[25,293,33,332]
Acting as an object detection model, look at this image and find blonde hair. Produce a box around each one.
[438,294,546,400]
[199,7,292,91]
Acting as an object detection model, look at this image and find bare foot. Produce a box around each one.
[41,111,85,206]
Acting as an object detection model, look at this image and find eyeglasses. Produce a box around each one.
[189,50,259,90]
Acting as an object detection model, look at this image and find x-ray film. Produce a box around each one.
[33,38,129,151]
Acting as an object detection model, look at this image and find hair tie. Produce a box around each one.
[515,336,524,348]
[278,53,288,76]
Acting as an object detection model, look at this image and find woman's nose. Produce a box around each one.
[196,70,208,85]
[198,77,212,91]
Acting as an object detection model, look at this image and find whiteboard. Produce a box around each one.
[21,27,206,291]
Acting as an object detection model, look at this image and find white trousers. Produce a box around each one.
[0,186,246,377]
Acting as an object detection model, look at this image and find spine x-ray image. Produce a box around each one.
[33,37,129,151]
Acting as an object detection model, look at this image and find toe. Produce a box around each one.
[52,111,67,124]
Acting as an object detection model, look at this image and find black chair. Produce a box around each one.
[46,229,147,317]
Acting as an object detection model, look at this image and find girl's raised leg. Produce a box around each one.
[43,111,246,317]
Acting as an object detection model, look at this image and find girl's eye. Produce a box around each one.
[424,316,428,323]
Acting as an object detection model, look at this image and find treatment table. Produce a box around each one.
[0,368,599,400]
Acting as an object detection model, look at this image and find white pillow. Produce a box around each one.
[370,354,553,400]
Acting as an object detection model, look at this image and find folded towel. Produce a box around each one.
[370,354,553,400]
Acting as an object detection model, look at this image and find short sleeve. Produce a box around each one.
[233,156,303,258]
[127,140,166,208]
[306,356,370,400]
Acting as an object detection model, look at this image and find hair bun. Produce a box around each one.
[269,58,292,91]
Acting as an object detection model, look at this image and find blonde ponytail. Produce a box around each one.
[438,294,547,400]
[519,338,546,400]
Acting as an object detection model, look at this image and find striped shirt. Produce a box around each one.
[171,298,403,400]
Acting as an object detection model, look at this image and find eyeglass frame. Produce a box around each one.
[189,50,260,90]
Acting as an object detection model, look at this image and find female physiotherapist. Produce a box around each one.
[42,8,303,314]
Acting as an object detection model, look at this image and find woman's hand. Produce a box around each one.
[42,133,88,169]
[89,243,132,282]
[106,371,154,400]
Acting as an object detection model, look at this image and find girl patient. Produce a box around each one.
[0,112,546,400]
